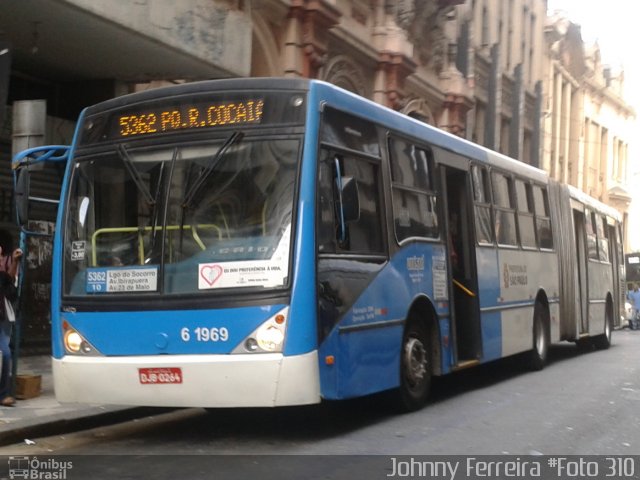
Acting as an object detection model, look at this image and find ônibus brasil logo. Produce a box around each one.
[8,456,72,480]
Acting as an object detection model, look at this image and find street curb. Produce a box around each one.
[0,406,172,447]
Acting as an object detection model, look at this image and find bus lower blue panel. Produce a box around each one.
[474,247,501,362]
[318,243,446,400]
[54,304,287,357]
[318,324,403,400]
[481,311,502,361]
[438,317,454,374]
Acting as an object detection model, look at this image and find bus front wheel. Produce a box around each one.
[395,321,431,412]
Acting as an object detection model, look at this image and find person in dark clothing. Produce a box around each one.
[0,230,21,406]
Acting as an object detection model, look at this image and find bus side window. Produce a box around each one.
[532,185,553,249]
[471,165,493,244]
[318,157,337,253]
[491,171,517,246]
[317,150,384,255]
[388,138,439,242]
[585,209,599,260]
[515,179,536,249]
[338,155,384,253]
[596,214,610,263]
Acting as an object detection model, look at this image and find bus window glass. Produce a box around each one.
[63,137,300,295]
[491,172,517,246]
[317,150,384,254]
[389,140,434,190]
[597,215,610,262]
[532,185,553,249]
[585,210,599,260]
[492,172,512,208]
[318,159,337,253]
[341,156,384,253]
[471,165,490,203]
[321,108,380,156]
[515,180,530,211]
[389,139,439,241]
[471,165,493,245]
[515,179,536,248]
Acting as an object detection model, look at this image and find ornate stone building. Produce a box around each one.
[253,0,471,133]
[246,0,548,155]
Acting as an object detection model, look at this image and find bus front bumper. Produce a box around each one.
[52,351,320,408]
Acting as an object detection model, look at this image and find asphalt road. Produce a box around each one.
[1,329,639,479]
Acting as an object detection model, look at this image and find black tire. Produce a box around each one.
[527,303,549,371]
[593,303,613,350]
[394,321,431,412]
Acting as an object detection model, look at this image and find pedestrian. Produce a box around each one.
[627,284,640,330]
[0,229,21,407]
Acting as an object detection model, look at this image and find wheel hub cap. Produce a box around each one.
[404,337,427,386]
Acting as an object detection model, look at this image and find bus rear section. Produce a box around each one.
[49,79,322,407]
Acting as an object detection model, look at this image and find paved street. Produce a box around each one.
[0,329,638,461]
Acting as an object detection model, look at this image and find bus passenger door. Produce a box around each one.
[573,210,589,335]
[440,163,482,364]
[612,224,625,326]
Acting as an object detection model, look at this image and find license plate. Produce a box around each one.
[138,367,183,384]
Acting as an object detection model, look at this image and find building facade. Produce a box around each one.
[543,13,634,246]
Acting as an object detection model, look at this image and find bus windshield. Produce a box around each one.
[63,135,300,296]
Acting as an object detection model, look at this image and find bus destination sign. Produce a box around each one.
[79,90,306,145]
[117,99,265,138]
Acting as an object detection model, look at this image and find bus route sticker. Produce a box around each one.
[432,246,448,300]
[86,266,158,293]
[71,240,86,261]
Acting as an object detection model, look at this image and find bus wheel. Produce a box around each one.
[527,303,548,371]
[593,304,613,350]
[395,321,431,412]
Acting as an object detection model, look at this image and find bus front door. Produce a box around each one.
[441,164,482,365]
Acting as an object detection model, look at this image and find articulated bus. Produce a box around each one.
[13,78,624,411]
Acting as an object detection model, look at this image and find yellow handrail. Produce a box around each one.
[91,224,222,266]
[453,279,476,297]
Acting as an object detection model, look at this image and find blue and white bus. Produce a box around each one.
[14,78,624,411]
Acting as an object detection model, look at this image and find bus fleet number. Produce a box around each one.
[181,327,229,343]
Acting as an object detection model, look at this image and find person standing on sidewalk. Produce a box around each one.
[627,284,640,330]
[0,230,21,407]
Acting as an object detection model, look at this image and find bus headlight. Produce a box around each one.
[233,307,289,354]
[256,325,285,352]
[62,321,101,356]
[64,330,83,353]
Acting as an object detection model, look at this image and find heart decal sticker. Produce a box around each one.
[200,264,223,287]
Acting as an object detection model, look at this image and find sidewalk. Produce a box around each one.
[0,355,142,446]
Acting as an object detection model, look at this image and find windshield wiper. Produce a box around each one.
[118,144,166,263]
[181,130,244,209]
[177,131,244,256]
[117,144,156,205]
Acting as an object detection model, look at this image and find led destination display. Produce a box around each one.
[79,90,306,145]
[118,99,265,137]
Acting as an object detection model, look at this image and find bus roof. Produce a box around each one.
[83,77,313,116]
[567,184,622,221]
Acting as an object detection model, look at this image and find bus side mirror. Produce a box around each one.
[14,167,30,227]
[340,176,360,223]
